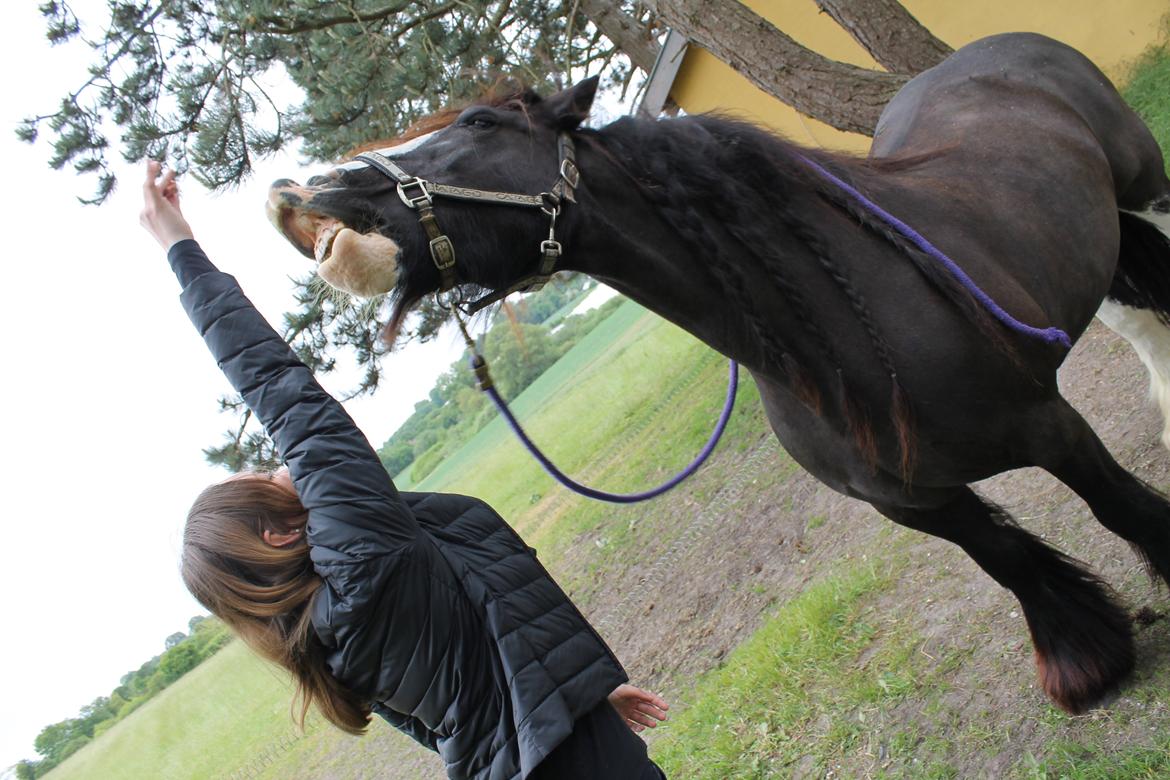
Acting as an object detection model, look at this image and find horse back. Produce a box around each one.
[864,33,1163,336]
[873,32,1165,209]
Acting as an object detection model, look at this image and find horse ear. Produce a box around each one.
[540,76,600,130]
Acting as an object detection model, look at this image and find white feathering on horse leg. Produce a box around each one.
[1098,206,1170,451]
[1126,204,1170,241]
[1096,299,1170,451]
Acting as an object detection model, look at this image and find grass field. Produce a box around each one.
[46,642,299,780]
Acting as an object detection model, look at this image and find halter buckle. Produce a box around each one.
[559,158,580,190]
[397,178,432,209]
[430,234,456,270]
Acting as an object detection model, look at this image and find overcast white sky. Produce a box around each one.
[0,3,475,770]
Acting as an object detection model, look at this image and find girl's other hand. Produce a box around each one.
[607,684,669,733]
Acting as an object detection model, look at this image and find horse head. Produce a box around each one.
[266,77,599,338]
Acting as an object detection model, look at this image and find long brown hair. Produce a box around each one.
[180,474,370,733]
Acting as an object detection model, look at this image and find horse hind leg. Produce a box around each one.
[1097,199,1170,449]
[1096,299,1170,450]
[876,487,1133,713]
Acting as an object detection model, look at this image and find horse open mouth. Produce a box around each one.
[314,220,344,265]
[266,181,402,298]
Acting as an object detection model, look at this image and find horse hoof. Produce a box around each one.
[1033,632,1135,714]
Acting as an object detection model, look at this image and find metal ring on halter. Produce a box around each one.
[435,288,464,311]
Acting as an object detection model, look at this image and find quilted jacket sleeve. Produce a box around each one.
[168,239,420,557]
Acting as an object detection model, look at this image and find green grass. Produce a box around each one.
[649,563,921,779]
[1123,23,1170,175]
[44,640,422,780]
[1020,739,1170,780]
[405,297,650,494]
[45,641,301,780]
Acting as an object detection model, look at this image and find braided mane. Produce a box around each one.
[591,114,1016,480]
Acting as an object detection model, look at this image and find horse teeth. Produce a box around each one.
[315,224,338,264]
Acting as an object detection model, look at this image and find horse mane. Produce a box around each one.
[592,113,1018,481]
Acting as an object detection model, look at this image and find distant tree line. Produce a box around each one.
[15,617,231,779]
[378,275,623,483]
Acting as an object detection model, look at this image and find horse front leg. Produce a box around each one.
[1039,398,1170,588]
[875,487,1134,714]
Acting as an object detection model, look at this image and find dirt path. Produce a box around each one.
[576,318,1170,777]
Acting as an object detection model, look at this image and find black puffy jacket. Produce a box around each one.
[170,240,627,779]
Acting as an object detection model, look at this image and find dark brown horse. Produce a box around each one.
[267,33,1170,714]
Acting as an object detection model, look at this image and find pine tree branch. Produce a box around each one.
[254,1,423,34]
[24,3,167,124]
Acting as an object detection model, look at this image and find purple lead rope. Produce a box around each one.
[457,151,1062,504]
[799,155,1072,349]
[483,359,739,504]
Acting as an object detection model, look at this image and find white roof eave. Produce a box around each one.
[634,29,689,119]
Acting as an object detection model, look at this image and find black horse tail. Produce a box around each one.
[1107,207,1170,323]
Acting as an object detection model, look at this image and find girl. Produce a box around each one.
[140,161,669,779]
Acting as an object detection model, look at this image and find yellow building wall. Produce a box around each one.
[669,0,1170,151]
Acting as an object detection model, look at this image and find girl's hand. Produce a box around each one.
[140,160,195,250]
[607,684,669,733]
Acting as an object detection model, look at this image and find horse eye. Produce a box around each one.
[463,114,496,130]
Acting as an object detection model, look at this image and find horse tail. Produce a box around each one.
[1108,206,1170,324]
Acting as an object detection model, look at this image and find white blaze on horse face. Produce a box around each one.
[336,130,442,173]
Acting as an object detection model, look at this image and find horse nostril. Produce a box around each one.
[270,188,306,208]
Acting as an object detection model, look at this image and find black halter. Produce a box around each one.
[355,132,580,314]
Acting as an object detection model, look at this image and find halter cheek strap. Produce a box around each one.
[354,132,580,310]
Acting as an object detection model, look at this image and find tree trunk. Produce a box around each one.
[579,0,662,74]
[639,0,907,135]
[814,0,952,74]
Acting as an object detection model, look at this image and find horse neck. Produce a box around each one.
[569,116,841,371]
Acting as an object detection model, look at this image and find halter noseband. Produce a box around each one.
[354,132,580,314]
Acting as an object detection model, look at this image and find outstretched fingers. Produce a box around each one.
[608,684,669,733]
